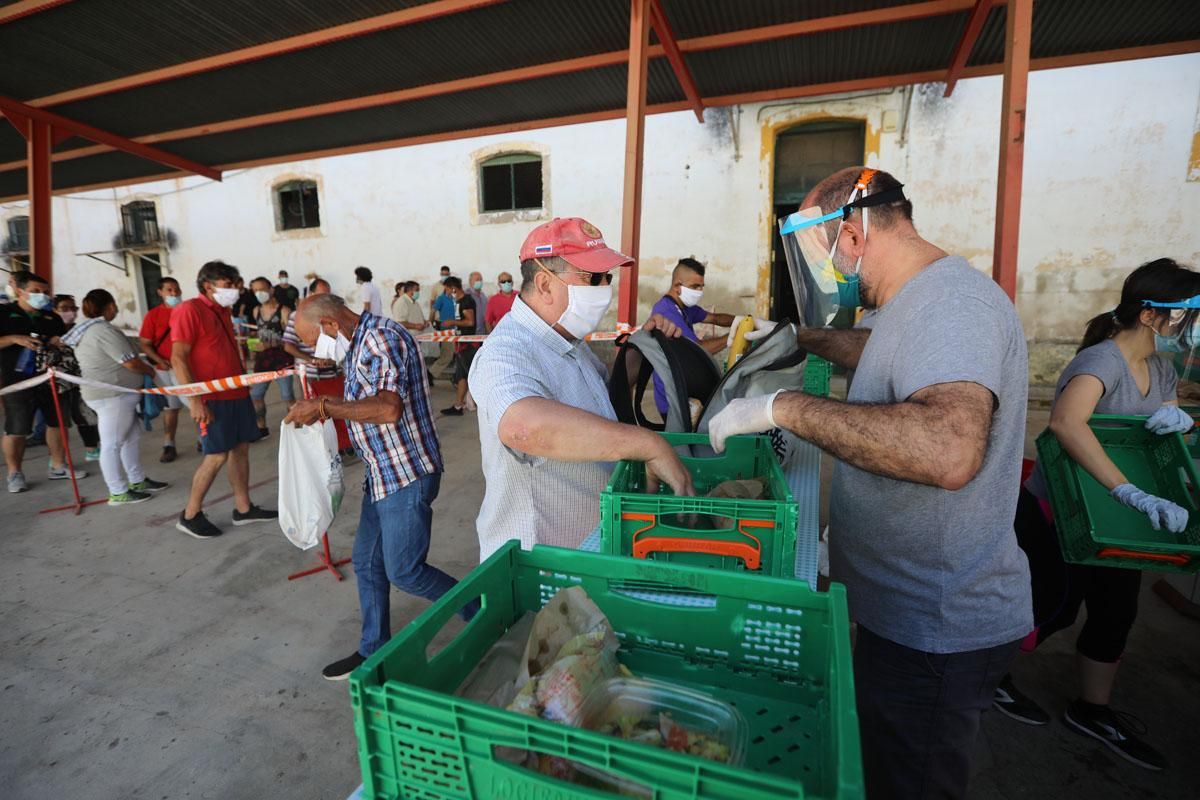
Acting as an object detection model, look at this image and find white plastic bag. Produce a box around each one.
[277,420,344,550]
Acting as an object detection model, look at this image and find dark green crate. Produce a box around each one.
[1035,414,1200,573]
[601,433,798,577]
[804,356,832,398]
[349,543,863,800]
[1181,406,1200,459]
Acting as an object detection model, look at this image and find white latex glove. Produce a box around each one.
[1111,483,1189,533]
[726,316,775,348]
[1144,405,1194,436]
[708,390,783,454]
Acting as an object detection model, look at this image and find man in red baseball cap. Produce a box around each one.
[468,217,693,560]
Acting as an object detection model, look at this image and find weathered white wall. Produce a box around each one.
[4,53,1198,381]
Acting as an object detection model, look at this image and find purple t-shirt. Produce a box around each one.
[650,295,708,414]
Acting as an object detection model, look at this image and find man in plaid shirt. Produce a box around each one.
[286,294,469,681]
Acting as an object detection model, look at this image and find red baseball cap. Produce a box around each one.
[518,217,634,273]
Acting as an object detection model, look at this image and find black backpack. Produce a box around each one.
[608,329,722,434]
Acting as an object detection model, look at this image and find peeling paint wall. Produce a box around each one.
[5,54,1198,381]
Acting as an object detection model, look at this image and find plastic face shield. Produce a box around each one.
[777,206,844,327]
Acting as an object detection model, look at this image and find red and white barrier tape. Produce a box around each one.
[0,368,295,398]
[413,325,637,343]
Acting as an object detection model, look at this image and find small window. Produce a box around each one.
[277,180,320,230]
[6,216,29,252]
[121,201,160,246]
[480,153,543,212]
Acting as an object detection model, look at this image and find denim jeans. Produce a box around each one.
[854,626,1020,800]
[353,473,459,657]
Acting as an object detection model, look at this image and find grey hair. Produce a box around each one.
[519,255,570,296]
[296,292,347,323]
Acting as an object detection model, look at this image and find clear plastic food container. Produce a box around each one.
[568,677,748,787]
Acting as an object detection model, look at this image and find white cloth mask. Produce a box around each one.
[213,287,240,308]
[679,286,704,307]
[254,291,270,304]
[556,283,612,339]
[314,330,351,362]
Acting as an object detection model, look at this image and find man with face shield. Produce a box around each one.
[468,217,694,561]
[284,292,466,681]
[709,168,1032,799]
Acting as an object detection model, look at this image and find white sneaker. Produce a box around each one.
[47,464,88,480]
[7,472,27,493]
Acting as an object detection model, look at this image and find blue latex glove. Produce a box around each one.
[1144,405,1194,435]
[1111,483,1189,533]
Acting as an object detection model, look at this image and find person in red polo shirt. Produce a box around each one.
[137,276,186,463]
[170,260,277,539]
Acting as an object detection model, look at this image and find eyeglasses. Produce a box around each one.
[538,261,612,287]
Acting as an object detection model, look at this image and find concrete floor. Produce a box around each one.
[1,385,1198,800]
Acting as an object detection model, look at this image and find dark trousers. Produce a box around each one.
[1014,487,1141,662]
[854,626,1020,800]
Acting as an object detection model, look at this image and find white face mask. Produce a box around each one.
[314,329,351,362]
[163,295,181,307]
[212,286,240,308]
[556,283,613,339]
[679,286,704,307]
[278,277,288,286]
[254,290,271,304]
[59,310,77,325]
[27,292,51,310]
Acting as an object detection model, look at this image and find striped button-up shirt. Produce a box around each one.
[342,312,442,501]
[469,297,615,560]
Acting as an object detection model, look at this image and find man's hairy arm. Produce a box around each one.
[773,381,995,490]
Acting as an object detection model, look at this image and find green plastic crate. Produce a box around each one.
[349,543,863,800]
[1035,414,1200,573]
[803,356,832,398]
[1181,406,1200,459]
[600,433,799,576]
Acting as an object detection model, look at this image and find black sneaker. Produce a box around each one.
[176,510,222,539]
[993,674,1050,726]
[322,651,366,681]
[160,445,177,463]
[232,504,278,526]
[441,405,464,417]
[1063,700,1167,771]
[129,477,169,493]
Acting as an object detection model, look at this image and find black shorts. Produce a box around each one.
[453,346,478,384]
[199,397,262,455]
[2,383,69,436]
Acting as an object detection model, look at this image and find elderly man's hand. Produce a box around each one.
[642,313,682,339]
[283,398,323,427]
[644,438,695,497]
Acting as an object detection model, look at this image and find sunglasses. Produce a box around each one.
[538,261,613,286]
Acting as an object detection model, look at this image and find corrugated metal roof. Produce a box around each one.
[0,0,1196,197]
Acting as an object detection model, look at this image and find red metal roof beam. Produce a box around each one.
[944,0,997,96]
[25,0,507,108]
[0,94,221,182]
[0,0,71,25]
[648,0,704,122]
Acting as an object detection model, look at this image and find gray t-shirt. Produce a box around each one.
[74,320,142,401]
[1026,340,1177,499]
[828,256,1033,653]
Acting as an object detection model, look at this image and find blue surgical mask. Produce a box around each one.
[164,295,182,307]
[473,280,483,291]
[499,281,513,293]
[413,291,421,301]
[1155,333,1187,354]
[836,273,861,309]
[27,292,51,310]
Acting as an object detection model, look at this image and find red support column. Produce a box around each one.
[28,118,53,285]
[992,0,1031,299]
[618,0,651,328]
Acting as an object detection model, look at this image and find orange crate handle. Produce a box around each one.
[1096,547,1191,567]
[624,513,772,570]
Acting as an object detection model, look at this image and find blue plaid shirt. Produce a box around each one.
[342,312,443,500]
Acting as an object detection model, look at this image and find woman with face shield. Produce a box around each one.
[1001,258,1200,772]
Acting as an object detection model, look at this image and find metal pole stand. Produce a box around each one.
[287,532,352,581]
[39,370,104,515]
